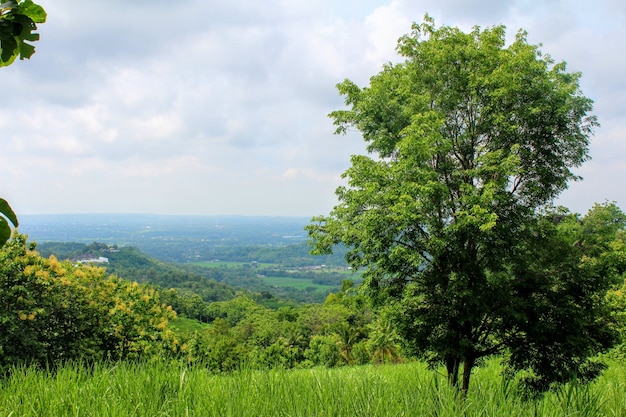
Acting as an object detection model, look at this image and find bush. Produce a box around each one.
[0,235,176,372]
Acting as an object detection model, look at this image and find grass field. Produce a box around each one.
[191,261,274,268]
[191,260,350,292]
[261,276,336,291]
[1,359,624,417]
[169,317,212,334]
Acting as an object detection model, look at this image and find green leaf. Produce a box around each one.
[19,0,46,23]
[18,37,33,57]
[0,198,18,227]
[0,217,10,246]
[0,20,12,40]
[0,35,17,65]
[0,1,45,64]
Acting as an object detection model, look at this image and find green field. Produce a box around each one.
[190,261,351,274]
[190,260,357,293]
[262,275,336,291]
[169,316,212,334]
[192,261,274,268]
[1,359,625,416]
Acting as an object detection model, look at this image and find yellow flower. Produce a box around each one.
[35,269,50,280]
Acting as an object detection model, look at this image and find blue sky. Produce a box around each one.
[2,0,625,216]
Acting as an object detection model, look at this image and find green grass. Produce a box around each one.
[1,359,625,417]
[261,276,336,291]
[169,317,211,335]
[191,261,273,268]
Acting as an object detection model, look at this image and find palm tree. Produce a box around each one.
[367,316,403,364]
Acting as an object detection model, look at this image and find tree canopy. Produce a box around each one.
[308,17,613,394]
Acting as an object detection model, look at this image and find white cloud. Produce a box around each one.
[364,1,412,64]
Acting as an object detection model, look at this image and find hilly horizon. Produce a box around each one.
[18,213,312,256]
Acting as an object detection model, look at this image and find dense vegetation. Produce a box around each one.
[0,235,179,371]
[3,222,626,382]
[1,234,405,372]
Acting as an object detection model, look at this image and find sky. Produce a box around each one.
[1,0,625,217]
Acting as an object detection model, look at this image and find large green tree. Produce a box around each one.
[0,0,46,246]
[308,17,614,393]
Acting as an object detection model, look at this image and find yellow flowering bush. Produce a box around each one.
[0,235,176,370]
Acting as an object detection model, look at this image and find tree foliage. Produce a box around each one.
[0,235,177,372]
[0,0,46,66]
[308,17,612,394]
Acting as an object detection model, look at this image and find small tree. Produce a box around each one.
[308,17,615,394]
[0,0,46,246]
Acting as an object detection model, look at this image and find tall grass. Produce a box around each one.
[0,359,624,417]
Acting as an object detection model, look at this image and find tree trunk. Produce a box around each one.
[461,356,475,397]
[446,355,461,388]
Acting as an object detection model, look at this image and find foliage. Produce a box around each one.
[499,206,621,392]
[607,278,626,357]
[0,235,177,371]
[0,0,45,66]
[308,17,610,394]
[0,198,18,247]
[304,334,342,366]
[168,285,380,372]
[366,307,403,364]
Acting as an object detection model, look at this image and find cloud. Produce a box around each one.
[1,0,625,216]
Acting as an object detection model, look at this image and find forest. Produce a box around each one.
[2,2,626,415]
